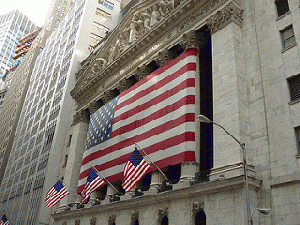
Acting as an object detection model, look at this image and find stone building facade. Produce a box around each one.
[51,0,300,224]
[16,0,300,224]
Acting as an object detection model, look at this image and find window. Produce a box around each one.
[275,0,289,17]
[90,32,103,43]
[95,8,112,20]
[98,0,114,10]
[280,25,296,50]
[92,21,109,33]
[287,75,300,102]
[295,127,300,155]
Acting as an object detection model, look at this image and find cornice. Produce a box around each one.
[71,0,237,112]
[52,176,261,221]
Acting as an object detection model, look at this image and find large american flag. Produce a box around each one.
[0,214,10,225]
[78,48,197,193]
[45,180,69,207]
[81,167,105,204]
[122,148,150,192]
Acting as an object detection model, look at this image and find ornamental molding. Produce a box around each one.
[72,110,90,125]
[108,214,116,225]
[206,2,243,34]
[71,0,237,111]
[158,207,168,222]
[192,202,204,215]
[90,217,96,225]
[88,101,102,114]
[131,211,139,225]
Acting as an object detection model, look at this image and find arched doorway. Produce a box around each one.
[195,211,206,225]
[161,215,168,225]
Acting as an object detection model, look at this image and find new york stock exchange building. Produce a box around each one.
[52,0,300,224]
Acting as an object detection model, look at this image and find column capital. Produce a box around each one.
[135,64,151,81]
[154,49,173,67]
[207,2,243,34]
[101,90,116,104]
[116,78,135,93]
[73,110,90,125]
[179,30,200,51]
[88,101,102,114]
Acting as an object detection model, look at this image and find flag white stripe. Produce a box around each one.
[81,108,195,168]
[80,121,194,173]
[78,140,195,188]
[113,85,195,131]
[78,50,197,191]
[114,70,196,123]
[118,55,197,105]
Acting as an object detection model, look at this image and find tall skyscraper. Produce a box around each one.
[0,0,74,189]
[0,0,120,224]
[0,10,38,83]
[10,28,42,72]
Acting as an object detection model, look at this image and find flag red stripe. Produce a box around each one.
[120,48,197,97]
[122,160,150,191]
[46,188,69,207]
[78,151,195,192]
[80,131,195,180]
[82,110,195,166]
[78,48,197,193]
[115,63,196,112]
[113,78,195,126]
[112,92,195,137]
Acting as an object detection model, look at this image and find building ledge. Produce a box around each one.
[52,175,261,220]
[270,172,300,188]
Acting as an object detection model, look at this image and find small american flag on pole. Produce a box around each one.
[122,148,150,192]
[81,167,105,204]
[45,180,69,207]
[0,214,10,225]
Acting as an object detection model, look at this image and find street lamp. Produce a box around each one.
[250,208,270,225]
[197,115,251,225]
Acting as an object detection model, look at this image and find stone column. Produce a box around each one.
[103,185,118,204]
[147,170,165,194]
[58,109,90,209]
[206,3,251,180]
[178,30,203,184]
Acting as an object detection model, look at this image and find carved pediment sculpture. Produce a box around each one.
[108,0,174,64]
[91,58,107,74]
[158,207,168,222]
[192,202,204,215]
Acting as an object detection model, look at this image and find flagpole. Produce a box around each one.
[134,142,169,181]
[92,166,120,194]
